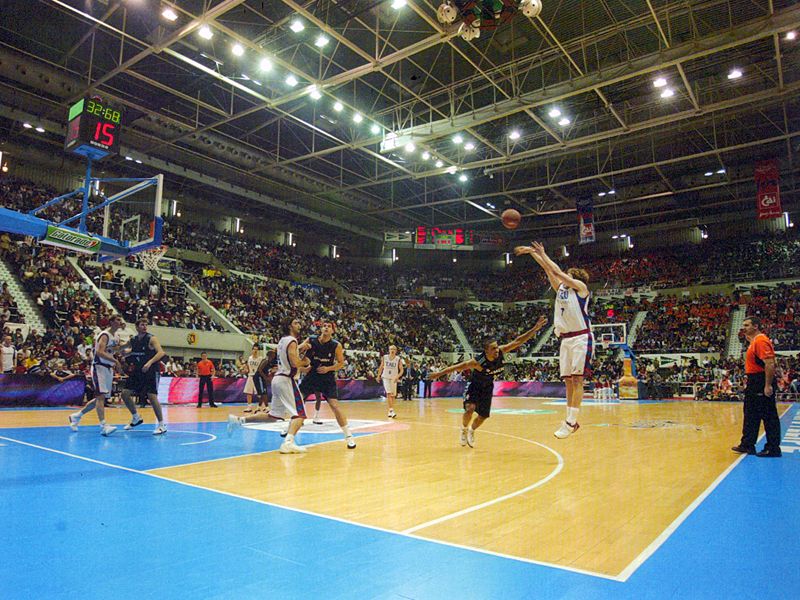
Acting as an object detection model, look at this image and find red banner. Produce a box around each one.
[755,159,782,219]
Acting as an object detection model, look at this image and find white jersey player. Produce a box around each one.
[242,344,262,412]
[68,315,126,436]
[270,317,312,453]
[377,345,404,418]
[515,242,592,439]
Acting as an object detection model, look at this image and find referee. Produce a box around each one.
[732,317,782,458]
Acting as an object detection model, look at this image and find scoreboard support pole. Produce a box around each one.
[78,156,93,233]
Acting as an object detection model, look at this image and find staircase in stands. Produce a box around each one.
[0,256,48,333]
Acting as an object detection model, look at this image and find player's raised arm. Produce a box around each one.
[499,316,548,353]
[515,243,561,291]
[430,357,481,380]
[532,242,589,296]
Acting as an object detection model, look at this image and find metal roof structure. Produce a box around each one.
[0,0,798,244]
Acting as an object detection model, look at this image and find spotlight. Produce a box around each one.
[392,0,407,8]
[404,142,415,153]
[421,151,430,160]
[786,31,797,41]
[162,8,178,21]
[315,35,329,48]
[231,43,244,57]
[598,192,606,197]
[453,134,463,144]
[558,117,570,126]
[458,174,468,182]
[290,19,304,33]
[464,142,475,151]
[333,101,343,112]
[660,88,674,98]
[309,86,322,100]
[259,57,273,71]
[285,74,298,87]
[509,130,521,140]
[704,172,713,176]
[446,165,457,174]
[370,124,380,134]
[717,168,726,174]
[727,68,743,80]
[435,160,444,168]
[198,25,213,40]
[653,77,667,88]
[548,108,561,118]
[353,113,363,123]
[22,122,32,129]
[35,126,45,133]
[608,189,616,195]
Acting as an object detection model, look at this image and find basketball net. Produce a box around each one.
[139,245,168,271]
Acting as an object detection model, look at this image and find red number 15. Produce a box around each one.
[94,122,115,146]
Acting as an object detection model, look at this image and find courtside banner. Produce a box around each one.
[432,380,566,398]
[43,225,102,253]
[755,159,781,219]
[0,374,85,406]
[576,198,596,244]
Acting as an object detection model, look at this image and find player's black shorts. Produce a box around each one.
[125,368,160,396]
[463,382,493,418]
[253,373,269,396]
[299,375,338,400]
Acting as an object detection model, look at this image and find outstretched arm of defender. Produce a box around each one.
[499,315,548,353]
[430,358,480,380]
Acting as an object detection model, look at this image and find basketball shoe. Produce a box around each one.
[124,415,144,430]
[280,441,307,454]
[460,428,468,446]
[153,424,167,436]
[68,413,81,431]
[100,424,117,436]
[466,428,475,448]
[554,420,579,439]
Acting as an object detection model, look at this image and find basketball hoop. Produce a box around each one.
[138,245,168,271]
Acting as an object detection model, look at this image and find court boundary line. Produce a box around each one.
[0,432,622,583]
[402,424,564,534]
[616,403,795,582]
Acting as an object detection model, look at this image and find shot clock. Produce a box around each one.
[64,96,122,160]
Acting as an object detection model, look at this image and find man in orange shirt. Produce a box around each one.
[732,317,782,457]
[196,352,217,408]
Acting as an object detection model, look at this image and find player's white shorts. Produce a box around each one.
[91,363,114,396]
[559,333,594,378]
[382,378,397,395]
[243,375,257,395]
[271,375,305,418]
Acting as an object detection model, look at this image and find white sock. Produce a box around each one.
[567,407,579,424]
[99,420,106,426]
[71,412,81,419]
[342,425,352,437]
[286,434,294,444]
[314,410,321,419]
[133,412,140,419]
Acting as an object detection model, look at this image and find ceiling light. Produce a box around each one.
[459,174,468,182]
[509,130,521,140]
[421,151,430,160]
[333,101,343,112]
[404,142,415,153]
[315,35,329,48]
[660,88,675,98]
[231,43,244,57]
[717,168,726,174]
[259,57,273,71]
[464,142,475,151]
[22,122,32,129]
[704,171,713,176]
[786,31,797,41]
[653,77,667,88]
[370,124,380,134]
[435,160,444,168]
[308,86,322,100]
[35,126,45,133]
[290,19,304,33]
[285,74,298,87]
[612,235,619,239]
[487,203,495,209]
[125,156,133,161]
[392,0,407,8]
[548,108,561,118]
[453,134,463,144]
[162,8,178,21]
[135,159,142,164]
[727,68,743,80]
[447,165,457,174]
[198,25,213,40]
[558,117,570,126]
[353,113,363,123]
[598,192,606,197]
[608,189,616,195]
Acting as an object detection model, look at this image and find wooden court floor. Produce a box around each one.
[2,396,776,580]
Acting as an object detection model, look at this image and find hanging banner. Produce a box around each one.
[576,198,596,244]
[755,159,781,219]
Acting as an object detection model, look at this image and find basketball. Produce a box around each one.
[501,208,521,229]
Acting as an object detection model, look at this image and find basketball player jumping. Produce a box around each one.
[68,315,126,436]
[298,321,356,449]
[430,316,547,447]
[515,241,592,438]
[377,345,404,418]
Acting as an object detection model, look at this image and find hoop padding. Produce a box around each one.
[139,245,168,271]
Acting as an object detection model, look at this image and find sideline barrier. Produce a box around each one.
[0,375,569,406]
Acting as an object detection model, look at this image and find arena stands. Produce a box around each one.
[741,284,800,350]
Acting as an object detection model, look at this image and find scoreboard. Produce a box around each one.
[415,226,475,250]
[64,96,122,160]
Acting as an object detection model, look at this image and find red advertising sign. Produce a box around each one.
[755,160,782,219]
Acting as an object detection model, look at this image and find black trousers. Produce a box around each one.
[198,375,215,405]
[740,373,781,451]
[423,380,432,398]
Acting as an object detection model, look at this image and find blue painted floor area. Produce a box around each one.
[1,405,798,599]
[0,422,359,470]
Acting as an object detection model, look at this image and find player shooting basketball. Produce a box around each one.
[515,241,592,438]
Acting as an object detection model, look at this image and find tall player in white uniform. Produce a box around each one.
[377,345,404,418]
[68,315,126,436]
[272,317,312,453]
[515,242,592,438]
[242,344,262,412]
